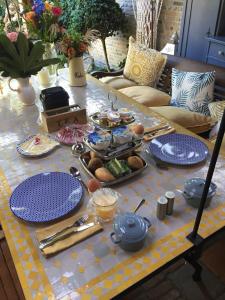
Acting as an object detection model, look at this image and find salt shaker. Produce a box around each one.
[165,191,175,215]
[157,196,168,220]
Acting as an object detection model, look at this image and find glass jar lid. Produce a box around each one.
[92,188,119,207]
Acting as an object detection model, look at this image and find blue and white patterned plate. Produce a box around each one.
[10,172,83,223]
[16,135,60,158]
[148,133,209,165]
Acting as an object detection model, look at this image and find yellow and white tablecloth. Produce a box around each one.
[0,74,225,299]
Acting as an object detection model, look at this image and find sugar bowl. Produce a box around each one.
[110,212,151,251]
[183,177,217,208]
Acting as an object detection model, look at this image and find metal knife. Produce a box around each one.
[39,222,95,250]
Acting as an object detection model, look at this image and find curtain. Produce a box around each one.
[133,0,164,49]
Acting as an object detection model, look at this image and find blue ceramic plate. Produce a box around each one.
[148,133,209,165]
[10,172,83,223]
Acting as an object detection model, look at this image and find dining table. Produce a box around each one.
[0,71,225,300]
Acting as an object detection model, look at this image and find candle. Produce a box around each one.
[38,68,50,86]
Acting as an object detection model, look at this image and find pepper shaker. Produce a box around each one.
[157,196,168,220]
[165,191,175,215]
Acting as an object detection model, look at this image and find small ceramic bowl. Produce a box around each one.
[183,177,217,208]
[112,126,133,145]
[90,140,111,151]
[110,212,151,251]
[107,111,121,122]
[88,131,111,150]
[118,108,132,118]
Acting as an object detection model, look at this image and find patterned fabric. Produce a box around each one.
[124,36,167,87]
[170,69,215,115]
[209,100,225,121]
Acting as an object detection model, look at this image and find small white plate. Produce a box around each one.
[17,134,60,158]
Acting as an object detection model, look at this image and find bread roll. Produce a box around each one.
[90,151,100,159]
[88,158,103,172]
[127,156,144,170]
[95,168,116,182]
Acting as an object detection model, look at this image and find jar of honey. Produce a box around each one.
[90,188,120,222]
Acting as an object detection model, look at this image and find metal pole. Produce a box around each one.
[187,109,225,244]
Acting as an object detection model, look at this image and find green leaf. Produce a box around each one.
[0,62,20,78]
[26,41,45,68]
[0,34,20,62]
[0,33,60,77]
[16,33,29,73]
[0,56,22,71]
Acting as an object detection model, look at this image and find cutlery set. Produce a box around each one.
[143,124,175,142]
[39,221,96,250]
[39,214,89,249]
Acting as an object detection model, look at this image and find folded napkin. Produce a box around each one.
[143,127,176,142]
[36,214,103,257]
[143,122,171,135]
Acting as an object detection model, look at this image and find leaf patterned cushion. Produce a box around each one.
[170,69,215,115]
[208,100,225,121]
[124,36,167,87]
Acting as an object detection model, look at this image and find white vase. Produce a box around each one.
[68,57,87,87]
[8,77,35,106]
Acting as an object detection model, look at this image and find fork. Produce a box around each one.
[39,214,89,245]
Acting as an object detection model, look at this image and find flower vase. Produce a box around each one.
[8,77,35,106]
[68,57,87,87]
[38,43,58,86]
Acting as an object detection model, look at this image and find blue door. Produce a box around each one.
[179,0,221,61]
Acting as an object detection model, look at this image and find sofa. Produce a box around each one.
[92,55,225,141]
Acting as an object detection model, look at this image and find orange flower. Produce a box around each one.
[79,42,87,53]
[67,47,76,58]
[45,2,52,10]
[25,11,36,23]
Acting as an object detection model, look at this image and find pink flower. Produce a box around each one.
[7,32,19,42]
[52,7,62,16]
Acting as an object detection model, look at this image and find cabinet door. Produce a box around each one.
[179,0,221,62]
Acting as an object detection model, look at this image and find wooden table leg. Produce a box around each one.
[0,238,25,300]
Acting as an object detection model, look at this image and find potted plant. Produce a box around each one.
[60,0,126,72]
[0,32,59,105]
[57,30,99,86]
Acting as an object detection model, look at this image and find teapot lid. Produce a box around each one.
[184,177,217,198]
[113,212,148,243]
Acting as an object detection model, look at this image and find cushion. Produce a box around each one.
[100,75,136,90]
[151,106,217,134]
[123,36,167,87]
[170,68,215,115]
[119,86,171,107]
[209,100,225,121]
[211,136,225,152]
